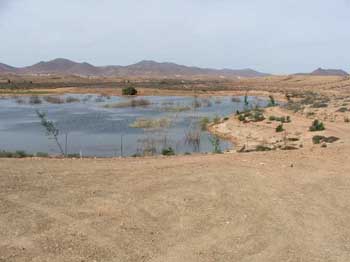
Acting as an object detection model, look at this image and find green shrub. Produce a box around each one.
[252,111,265,122]
[29,96,42,104]
[213,116,220,124]
[65,96,80,103]
[313,135,339,144]
[269,115,291,123]
[309,120,325,132]
[122,86,138,96]
[311,102,328,108]
[43,96,64,104]
[238,114,246,122]
[276,124,284,133]
[36,152,49,157]
[237,109,264,123]
[200,117,210,130]
[162,147,175,156]
[256,145,272,151]
[67,153,80,158]
[208,135,222,154]
[337,107,349,113]
[104,99,150,108]
[0,150,33,158]
[312,135,325,144]
[268,95,277,107]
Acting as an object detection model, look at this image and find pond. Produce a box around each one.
[0,94,268,157]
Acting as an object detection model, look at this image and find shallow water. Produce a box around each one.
[0,94,268,157]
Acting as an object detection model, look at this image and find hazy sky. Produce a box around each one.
[0,0,349,74]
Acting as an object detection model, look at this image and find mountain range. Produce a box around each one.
[1,59,348,78]
[0,58,269,78]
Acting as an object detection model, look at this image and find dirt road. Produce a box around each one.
[1,144,350,261]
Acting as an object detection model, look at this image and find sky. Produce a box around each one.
[0,0,349,74]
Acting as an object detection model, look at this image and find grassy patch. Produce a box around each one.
[104,99,151,108]
[130,118,171,129]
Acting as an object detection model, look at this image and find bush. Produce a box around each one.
[213,116,220,124]
[337,107,349,113]
[237,109,265,123]
[311,102,328,108]
[0,150,33,158]
[130,118,170,129]
[269,115,291,123]
[313,135,339,144]
[36,152,49,157]
[312,135,325,144]
[43,96,64,104]
[268,95,277,107]
[29,96,42,104]
[238,114,246,122]
[104,99,150,108]
[200,117,210,130]
[162,147,175,156]
[252,111,265,122]
[65,96,80,103]
[276,124,284,133]
[122,86,138,96]
[208,135,222,154]
[256,145,272,151]
[67,153,80,158]
[309,120,325,132]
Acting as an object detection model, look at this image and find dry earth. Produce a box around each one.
[1,75,350,261]
[1,145,350,261]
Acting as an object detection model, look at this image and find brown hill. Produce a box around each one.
[310,68,349,76]
[0,58,269,78]
[0,63,18,74]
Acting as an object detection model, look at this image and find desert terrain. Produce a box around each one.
[1,75,350,261]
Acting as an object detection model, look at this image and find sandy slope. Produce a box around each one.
[1,143,350,261]
[210,106,350,151]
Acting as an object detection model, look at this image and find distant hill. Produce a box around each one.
[295,68,349,77]
[310,68,349,76]
[0,63,17,74]
[0,58,269,78]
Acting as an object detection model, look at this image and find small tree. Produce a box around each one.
[268,95,277,107]
[244,93,249,107]
[209,134,222,154]
[36,110,65,156]
[122,86,138,96]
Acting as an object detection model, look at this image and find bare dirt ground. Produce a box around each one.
[1,145,350,261]
[1,75,350,261]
